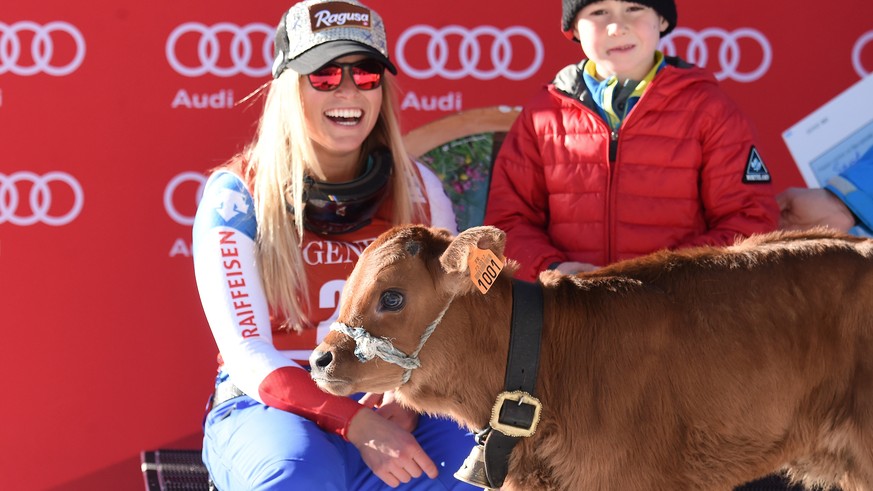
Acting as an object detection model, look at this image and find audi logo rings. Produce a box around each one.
[0,171,84,226]
[853,30,873,78]
[395,25,544,81]
[165,172,206,226]
[660,27,772,83]
[0,21,86,76]
[166,22,273,77]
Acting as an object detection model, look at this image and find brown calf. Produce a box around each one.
[311,225,873,490]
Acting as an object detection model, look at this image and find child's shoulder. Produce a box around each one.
[657,59,727,97]
[660,57,715,83]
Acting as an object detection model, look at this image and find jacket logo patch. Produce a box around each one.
[743,146,771,183]
[212,188,250,222]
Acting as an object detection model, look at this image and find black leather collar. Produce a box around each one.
[482,278,545,488]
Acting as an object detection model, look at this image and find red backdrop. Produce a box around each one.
[1,1,871,489]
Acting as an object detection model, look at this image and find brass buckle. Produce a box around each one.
[489,390,542,438]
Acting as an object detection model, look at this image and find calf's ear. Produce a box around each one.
[439,226,507,275]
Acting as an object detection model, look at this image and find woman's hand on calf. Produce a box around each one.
[347,404,438,487]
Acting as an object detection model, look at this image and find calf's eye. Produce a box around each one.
[380,290,405,311]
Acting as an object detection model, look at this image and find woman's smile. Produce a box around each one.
[324,107,364,126]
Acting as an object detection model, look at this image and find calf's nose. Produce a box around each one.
[310,349,334,371]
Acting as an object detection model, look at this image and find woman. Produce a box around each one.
[192,1,477,489]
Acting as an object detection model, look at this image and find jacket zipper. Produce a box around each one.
[608,129,618,264]
[603,74,663,264]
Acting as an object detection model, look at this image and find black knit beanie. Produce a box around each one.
[561,0,677,39]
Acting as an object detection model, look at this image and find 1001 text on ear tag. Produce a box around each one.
[469,246,505,294]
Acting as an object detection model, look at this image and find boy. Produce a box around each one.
[484,0,779,280]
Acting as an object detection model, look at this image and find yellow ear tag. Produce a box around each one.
[468,245,505,294]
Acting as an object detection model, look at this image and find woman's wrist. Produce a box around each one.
[346,405,377,444]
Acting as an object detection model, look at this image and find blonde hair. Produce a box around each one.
[236,71,423,330]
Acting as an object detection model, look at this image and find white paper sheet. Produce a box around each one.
[782,75,873,188]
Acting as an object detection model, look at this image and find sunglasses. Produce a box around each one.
[307,60,385,92]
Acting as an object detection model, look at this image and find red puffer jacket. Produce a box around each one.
[485,60,779,281]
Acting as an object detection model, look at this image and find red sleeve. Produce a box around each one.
[674,91,779,249]
[258,366,366,440]
[485,102,566,281]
